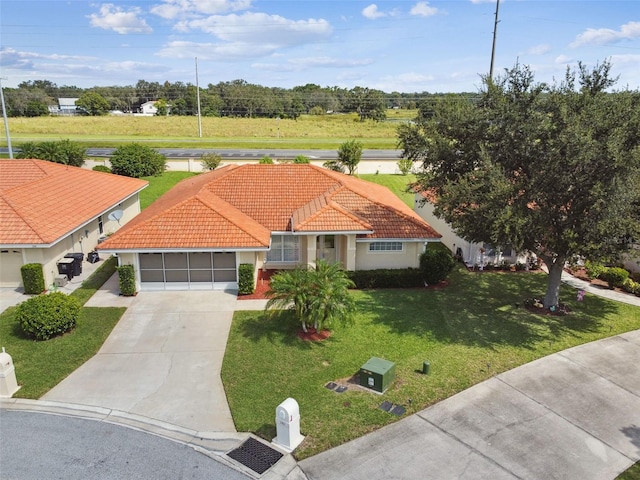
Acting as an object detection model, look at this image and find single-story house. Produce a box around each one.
[98,164,442,291]
[48,98,80,116]
[139,101,158,116]
[0,160,147,288]
[414,190,531,268]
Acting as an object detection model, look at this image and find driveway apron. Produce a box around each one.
[42,290,237,432]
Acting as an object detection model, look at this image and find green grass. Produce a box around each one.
[3,111,417,150]
[139,171,198,209]
[359,173,416,207]
[223,266,640,459]
[69,256,118,305]
[617,462,640,479]
[0,258,125,399]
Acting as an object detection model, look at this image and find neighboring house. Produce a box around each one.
[139,101,158,116]
[48,98,80,116]
[98,164,442,291]
[0,160,147,289]
[414,190,530,268]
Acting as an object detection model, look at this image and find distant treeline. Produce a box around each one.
[3,79,477,120]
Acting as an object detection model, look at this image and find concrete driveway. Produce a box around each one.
[42,290,238,432]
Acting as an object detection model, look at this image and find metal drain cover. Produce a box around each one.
[227,437,284,475]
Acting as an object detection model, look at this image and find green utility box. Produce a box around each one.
[359,357,395,393]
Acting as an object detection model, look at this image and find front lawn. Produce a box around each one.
[140,171,197,209]
[0,258,125,399]
[223,266,640,459]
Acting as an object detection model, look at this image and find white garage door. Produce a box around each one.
[0,250,24,287]
[138,252,237,291]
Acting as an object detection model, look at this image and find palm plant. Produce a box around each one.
[265,266,313,332]
[307,261,356,331]
[265,260,356,333]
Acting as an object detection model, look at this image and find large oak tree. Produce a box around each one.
[398,62,640,308]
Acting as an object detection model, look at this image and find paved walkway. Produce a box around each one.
[561,270,640,307]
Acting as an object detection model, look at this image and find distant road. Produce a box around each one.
[1,147,403,160]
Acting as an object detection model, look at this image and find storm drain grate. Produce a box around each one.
[227,437,284,475]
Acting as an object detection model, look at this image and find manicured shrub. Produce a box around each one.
[16,139,86,167]
[200,152,222,171]
[117,264,136,296]
[17,292,81,340]
[622,278,640,295]
[397,157,413,175]
[584,260,606,280]
[259,156,274,164]
[110,143,166,178]
[92,165,112,173]
[20,263,45,294]
[347,269,423,289]
[420,249,455,285]
[238,263,255,295]
[293,155,310,164]
[600,267,630,289]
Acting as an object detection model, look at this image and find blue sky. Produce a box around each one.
[1,1,639,93]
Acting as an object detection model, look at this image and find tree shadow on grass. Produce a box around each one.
[358,269,618,349]
[236,310,336,350]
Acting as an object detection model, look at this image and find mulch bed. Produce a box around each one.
[237,269,275,300]
[298,327,331,342]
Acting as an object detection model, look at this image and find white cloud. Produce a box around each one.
[469,0,497,4]
[182,12,332,48]
[570,21,640,47]
[410,2,439,17]
[555,54,572,65]
[362,4,386,20]
[150,0,252,20]
[88,4,152,34]
[527,44,551,56]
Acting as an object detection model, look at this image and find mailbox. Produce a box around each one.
[272,397,304,452]
[0,348,19,398]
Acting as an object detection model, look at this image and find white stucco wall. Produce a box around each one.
[355,241,424,270]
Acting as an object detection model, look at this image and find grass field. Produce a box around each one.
[224,266,640,459]
[2,110,417,150]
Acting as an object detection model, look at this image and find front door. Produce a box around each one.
[316,235,337,263]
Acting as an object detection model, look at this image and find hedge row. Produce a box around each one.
[347,268,424,289]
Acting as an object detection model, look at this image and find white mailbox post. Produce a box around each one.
[0,348,19,398]
[272,397,304,452]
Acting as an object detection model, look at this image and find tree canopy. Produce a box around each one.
[398,61,640,308]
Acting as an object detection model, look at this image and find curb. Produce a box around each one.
[0,398,306,479]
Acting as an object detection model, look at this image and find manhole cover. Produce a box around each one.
[227,437,284,475]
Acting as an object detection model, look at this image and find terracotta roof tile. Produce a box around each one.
[98,164,440,251]
[0,160,147,245]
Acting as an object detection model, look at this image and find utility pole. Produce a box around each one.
[195,57,202,138]
[0,77,13,159]
[489,0,500,81]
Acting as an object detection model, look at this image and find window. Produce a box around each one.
[368,241,403,252]
[267,235,300,262]
[98,215,104,235]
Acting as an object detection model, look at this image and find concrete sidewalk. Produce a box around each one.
[299,330,640,480]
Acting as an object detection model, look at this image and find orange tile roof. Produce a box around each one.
[0,160,147,245]
[99,164,440,251]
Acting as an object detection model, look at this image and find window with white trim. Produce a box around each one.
[267,235,300,262]
[368,241,403,252]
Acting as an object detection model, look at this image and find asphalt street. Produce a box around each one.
[0,410,250,480]
[1,147,402,161]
